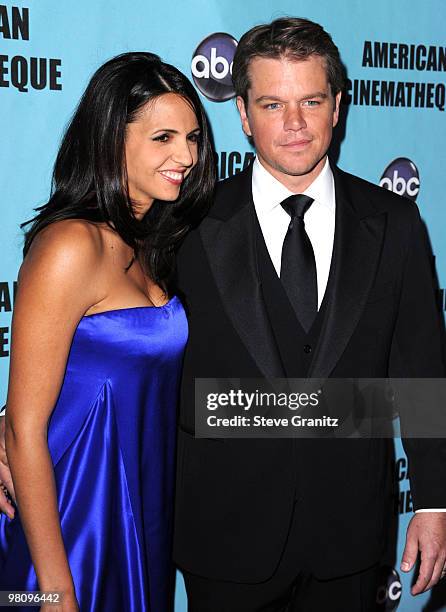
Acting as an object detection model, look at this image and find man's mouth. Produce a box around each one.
[280,139,312,148]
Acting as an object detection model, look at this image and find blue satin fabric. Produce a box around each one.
[0,296,187,611]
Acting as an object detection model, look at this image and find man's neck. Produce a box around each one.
[256,154,328,193]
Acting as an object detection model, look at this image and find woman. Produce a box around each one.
[0,52,215,611]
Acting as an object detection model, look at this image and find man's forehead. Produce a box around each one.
[248,54,326,74]
[246,55,330,94]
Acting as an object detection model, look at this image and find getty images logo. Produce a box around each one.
[191,33,238,102]
[380,158,420,201]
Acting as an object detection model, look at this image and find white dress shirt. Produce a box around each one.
[251,155,443,514]
[252,156,335,310]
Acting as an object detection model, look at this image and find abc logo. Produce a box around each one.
[376,566,402,610]
[191,33,238,102]
[380,158,420,201]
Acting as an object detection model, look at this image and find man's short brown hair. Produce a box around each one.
[232,17,346,104]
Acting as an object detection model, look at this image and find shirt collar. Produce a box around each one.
[252,156,335,214]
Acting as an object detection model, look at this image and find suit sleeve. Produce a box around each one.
[389,201,446,510]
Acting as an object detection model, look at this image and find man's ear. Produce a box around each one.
[332,91,342,128]
[236,96,252,137]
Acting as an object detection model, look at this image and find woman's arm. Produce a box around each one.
[5,220,103,597]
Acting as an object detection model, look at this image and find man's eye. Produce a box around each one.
[153,134,169,142]
[303,100,320,107]
[264,103,281,110]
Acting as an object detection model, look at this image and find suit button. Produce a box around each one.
[303,344,312,354]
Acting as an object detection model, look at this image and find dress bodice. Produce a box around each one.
[48,295,188,466]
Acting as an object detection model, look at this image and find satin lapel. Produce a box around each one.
[199,172,284,380]
[308,168,387,379]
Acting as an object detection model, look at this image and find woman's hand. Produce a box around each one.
[0,415,15,519]
[40,590,79,612]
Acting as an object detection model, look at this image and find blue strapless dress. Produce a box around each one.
[0,296,187,611]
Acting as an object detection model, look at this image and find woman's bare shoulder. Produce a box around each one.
[20,219,106,284]
[33,218,103,250]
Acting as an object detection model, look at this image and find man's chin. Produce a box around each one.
[272,158,325,178]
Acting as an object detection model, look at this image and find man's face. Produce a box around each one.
[237,55,341,191]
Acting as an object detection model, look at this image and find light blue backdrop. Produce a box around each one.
[1,1,445,609]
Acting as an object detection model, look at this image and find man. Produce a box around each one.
[172,17,446,611]
[1,16,446,611]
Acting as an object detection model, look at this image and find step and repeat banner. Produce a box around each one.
[1,1,445,610]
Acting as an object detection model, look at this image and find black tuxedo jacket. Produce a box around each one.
[173,162,446,582]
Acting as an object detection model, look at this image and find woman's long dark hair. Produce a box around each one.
[22,52,215,291]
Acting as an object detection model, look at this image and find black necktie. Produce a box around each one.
[280,194,318,332]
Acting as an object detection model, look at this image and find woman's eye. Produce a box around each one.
[188,132,201,143]
[153,133,169,142]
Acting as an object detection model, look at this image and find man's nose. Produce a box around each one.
[283,105,307,131]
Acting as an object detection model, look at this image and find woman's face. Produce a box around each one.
[125,92,200,217]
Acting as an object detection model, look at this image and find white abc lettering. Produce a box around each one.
[191,54,210,79]
[210,48,229,78]
[380,177,392,191]
[191,48,233,80]
[393,171,407,195]
[388,580,402,601]
[406,176,420,197]
[379,172,420,196]
[376,580,402,605]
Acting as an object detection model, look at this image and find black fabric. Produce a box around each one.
[254,212,328,379]
[183,567,379,612]
[183,564,380,612]
[279,194,318,332]
[183,501,380,612]
[173,161,446,585]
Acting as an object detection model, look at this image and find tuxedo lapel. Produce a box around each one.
[309,166,387,379]
[199,166,285,379]
[199,163,387,381]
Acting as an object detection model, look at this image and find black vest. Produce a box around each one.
[254,216,329,378]
[255,215,335,501]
